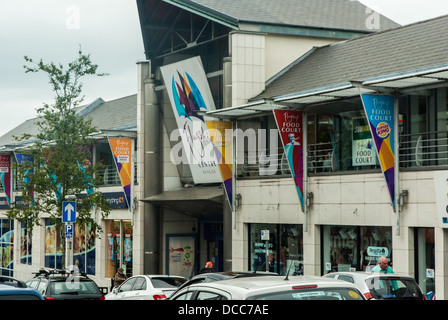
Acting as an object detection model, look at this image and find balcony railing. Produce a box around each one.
[239,130,448,177]
[3,163,138,192]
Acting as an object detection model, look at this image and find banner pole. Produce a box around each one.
[394,94,400,236]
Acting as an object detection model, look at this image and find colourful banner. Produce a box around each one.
[108,138,132,208]
[14,153,34,200]
[273,110,304,210]
[0,154,11,207]
[160,56,222,184]
[206,121,233,209]
[361,94,395,209]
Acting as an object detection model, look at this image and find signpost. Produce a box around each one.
[63,200,76,268]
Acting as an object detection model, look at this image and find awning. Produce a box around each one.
[140,185,224,218]
[205,64,448,120]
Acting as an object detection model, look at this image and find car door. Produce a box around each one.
[114,277,137,300]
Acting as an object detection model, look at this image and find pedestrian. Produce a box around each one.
[370,256,394,273]
[199,261,215,274]
[113,267,127,288]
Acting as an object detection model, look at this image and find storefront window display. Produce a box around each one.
[105,220,133,279]
[20,221,32,265]
[44,219,96,274]
[0,219,13,276]
[44,219,63,270]
[249,224,303,275]
[322,225,392,274]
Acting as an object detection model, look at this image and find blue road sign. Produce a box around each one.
[62,201,76,223]
[65,224,73,238]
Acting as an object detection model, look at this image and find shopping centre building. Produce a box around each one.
[2,0,448,299]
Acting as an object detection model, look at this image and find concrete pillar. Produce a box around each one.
[137,61,162,274]
[303,224,320,275]
[392,227,414,276]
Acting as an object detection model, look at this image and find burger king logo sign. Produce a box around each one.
[376,122,390,139]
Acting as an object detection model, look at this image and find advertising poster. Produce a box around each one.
[160,56,222,184]
[352,117,377,167]
[206,121,233,208]
[361,94,395,209]
[273,110,304,210]
[167,235,195,278]
[0,155,11,207]
[108,138,132,208]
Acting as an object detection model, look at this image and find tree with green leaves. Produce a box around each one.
[7,48,111,267]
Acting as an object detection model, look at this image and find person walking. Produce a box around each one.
[113,267,127,288]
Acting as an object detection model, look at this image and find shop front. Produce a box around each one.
[249,224,303,275]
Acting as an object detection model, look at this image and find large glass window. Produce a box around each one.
[249,224,303,275]
[322,225,392,274]
[308,101,380,173]
[0,219,13,276]
[105,220,133,279]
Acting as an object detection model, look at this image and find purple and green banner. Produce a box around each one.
[361,94,395,209]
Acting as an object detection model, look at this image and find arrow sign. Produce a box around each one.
[62,201,76,223]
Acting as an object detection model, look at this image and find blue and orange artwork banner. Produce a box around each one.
[273,110,304,211]
[108,138,132,208]
[361,94,395,209]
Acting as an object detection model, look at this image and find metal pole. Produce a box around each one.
[394,94,400,236]
[303,110,309,232]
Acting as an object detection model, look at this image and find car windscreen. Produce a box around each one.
[50,280,99,295]
[248,287,364,300]
[151,277,187,289]
[365,277,423,300]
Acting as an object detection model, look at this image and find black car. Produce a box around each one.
[26,269,108,300]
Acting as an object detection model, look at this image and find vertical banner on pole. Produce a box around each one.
[273,110,304,211]
[206,121,233,209]
[0,155,11,207]
[361,94,396,209]
[108,138,132,208]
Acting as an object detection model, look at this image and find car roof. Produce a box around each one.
[326,271,415,279]
[179,275,361,299]
[0,284,44,299]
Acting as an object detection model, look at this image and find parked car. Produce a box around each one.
[0,275,27,288]
[26,269,108,300]
[174,271,279,293]
[105,275,187,300]
[169,275,365,300]
[0,284,44,300]
[323,271,425,300]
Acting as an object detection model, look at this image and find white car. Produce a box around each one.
[323,271,425,300]
[105,275,187,300]
[169,275,365,300]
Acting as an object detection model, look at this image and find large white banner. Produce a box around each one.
[161,56,222,183]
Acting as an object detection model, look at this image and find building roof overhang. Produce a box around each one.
[206,64,448,120]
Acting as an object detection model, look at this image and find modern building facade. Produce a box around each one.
[135,0,398,279]
[3,0,448,300]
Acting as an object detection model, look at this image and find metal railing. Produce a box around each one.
[239,130,448,177]
[399,131,448,168]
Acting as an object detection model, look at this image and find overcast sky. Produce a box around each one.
[1,0,448,137]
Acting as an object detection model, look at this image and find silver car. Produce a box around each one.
[169,275,365,300]
[323,271,425,300]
